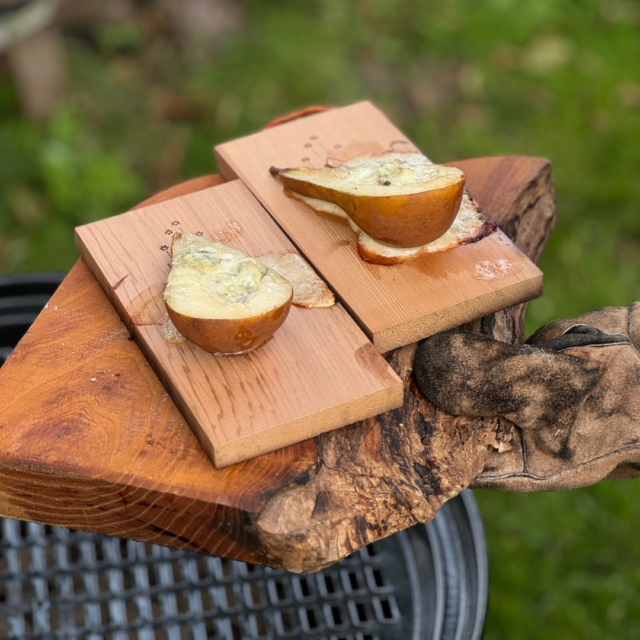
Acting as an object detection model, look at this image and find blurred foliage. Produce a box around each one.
[0,0,639,637]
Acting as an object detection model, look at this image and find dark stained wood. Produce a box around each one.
[0,259,320,564]
[0,156,555,572]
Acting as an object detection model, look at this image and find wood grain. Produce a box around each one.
[0,156,555,571]
[76,180,402,468]
[216,102,544,351]
[0,258,318,565]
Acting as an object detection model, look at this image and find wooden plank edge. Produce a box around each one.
[215,152,239,182]
[75,228,137,335]
[136,322,403,468]
[0,460,271,565]
[373,268,543,352]
[213,382,404,468]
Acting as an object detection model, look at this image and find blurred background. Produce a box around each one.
[1,0,639,637]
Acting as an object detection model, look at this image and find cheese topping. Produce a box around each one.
[284,152,464,197]
[165,234,292,320]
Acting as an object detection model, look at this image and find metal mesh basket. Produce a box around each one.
[0,274,488,639]
[0,491,486,640]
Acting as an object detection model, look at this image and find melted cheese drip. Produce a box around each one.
[165,234,292,319]
[258,253,335,308]
[161,313,187,344]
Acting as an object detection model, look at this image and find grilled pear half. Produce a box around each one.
[271,152,465,248]
[164,233,293,355]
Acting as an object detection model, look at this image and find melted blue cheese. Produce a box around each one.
[164,234,292,320]
[284,152,463,197]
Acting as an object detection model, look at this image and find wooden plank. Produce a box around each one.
[216,102,543,351]
[0,258,319,566]
[75,180,403,468]
[0,156,553,570]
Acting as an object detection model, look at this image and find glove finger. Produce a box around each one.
[414,331,601,457]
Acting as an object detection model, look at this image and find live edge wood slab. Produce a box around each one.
[75,180,402,468]
[0,156,555,573]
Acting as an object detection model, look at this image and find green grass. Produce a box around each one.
[477,483,640,640]
[1,1,639,636]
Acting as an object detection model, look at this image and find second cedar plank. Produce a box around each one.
[75,180,403,468]
[215,101,543,351]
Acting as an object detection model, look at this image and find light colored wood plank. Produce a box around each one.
[75,180,403,468]
[216,101,543,351]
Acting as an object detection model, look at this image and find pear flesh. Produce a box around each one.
[285,189,497,265]
[272,152,466,248]
[164,233,293,355]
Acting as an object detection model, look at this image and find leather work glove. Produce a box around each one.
[414,302,640,492]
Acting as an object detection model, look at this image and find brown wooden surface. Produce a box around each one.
[76,180,402,468]
[216,102,544,351]
[0,156,555,572]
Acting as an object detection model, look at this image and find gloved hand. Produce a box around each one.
[414,302,640,492]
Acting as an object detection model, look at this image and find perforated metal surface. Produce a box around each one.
[0,519,417,640]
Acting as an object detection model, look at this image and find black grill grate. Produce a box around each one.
[0,519,417,640]
[0,273,488,640]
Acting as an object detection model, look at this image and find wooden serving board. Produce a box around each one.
[216,101,544,351]
[75,180,403,468]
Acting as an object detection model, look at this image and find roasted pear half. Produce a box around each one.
[164,233,293,355]
[271,152,465,248]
